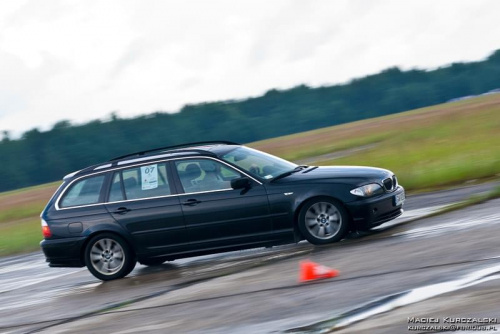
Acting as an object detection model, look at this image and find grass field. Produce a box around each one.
[0,94,499,256]
[0,182,59,256]
[252,93,500,191]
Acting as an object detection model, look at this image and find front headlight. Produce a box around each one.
[350,183,384,197]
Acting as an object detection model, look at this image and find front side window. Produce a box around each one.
[175,159,241,193]
[109,163,171,201]
[60,175,105,208]
[221,146,296,180]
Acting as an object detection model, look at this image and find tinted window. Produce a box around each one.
[221,146,296,179]
[109,173,124,202]
[112,163,171,201]
[60,175,105,208]
[175,159,240,193]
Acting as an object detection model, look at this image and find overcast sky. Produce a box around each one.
[1,0,500,136]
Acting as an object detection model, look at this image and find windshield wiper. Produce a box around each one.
[271,165,308,182]
[302,166,318,173]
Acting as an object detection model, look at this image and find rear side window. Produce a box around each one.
[109,163,172,201]
[60,175,105,208]
[109,173,123,202]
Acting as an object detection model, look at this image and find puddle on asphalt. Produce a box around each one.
[285,262,500,333]
[394,213,500,239]
[344,206,452,241]
[372,205,448,231]
[0,269,84,295]
[0,282,103,312]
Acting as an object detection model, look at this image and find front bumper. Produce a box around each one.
[40,236,86,267]
[345,186,405,230]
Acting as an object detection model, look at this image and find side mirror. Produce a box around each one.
[231,177,251,190]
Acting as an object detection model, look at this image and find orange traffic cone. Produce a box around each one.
[299,260,339,282]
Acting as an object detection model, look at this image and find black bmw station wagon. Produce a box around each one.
[40,141,405,280]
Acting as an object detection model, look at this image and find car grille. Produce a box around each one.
[372,208,403,225]
[383,176,398,192]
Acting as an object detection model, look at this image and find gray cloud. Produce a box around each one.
[0,0,499,136]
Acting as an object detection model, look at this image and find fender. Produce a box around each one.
[82,222,137,254]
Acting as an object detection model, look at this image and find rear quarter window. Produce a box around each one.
[60,175,105,208]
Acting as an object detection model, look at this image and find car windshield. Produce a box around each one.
[221,146,297,180]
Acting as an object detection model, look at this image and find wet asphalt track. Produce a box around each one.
[0,181,499,334]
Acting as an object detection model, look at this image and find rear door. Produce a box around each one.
[171,158,272,250]
[104,161,188,256]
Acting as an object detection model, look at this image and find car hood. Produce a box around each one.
[275,166,392,183]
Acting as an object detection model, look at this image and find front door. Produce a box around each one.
[171,158,272,250]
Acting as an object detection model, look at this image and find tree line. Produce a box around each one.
[1,50,500,192]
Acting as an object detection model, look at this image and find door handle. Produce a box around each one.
[113,207,131,214]
[182,199,202,206]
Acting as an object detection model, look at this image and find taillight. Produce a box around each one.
[41,219,52,238]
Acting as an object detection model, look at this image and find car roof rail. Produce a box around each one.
[109,141,240,161]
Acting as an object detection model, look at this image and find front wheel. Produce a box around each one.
[85,233,136,281]
[298,198,349,245]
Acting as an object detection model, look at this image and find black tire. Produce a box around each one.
[298,197,349,245]
[84,233,136,281]
[122,255,137,277]
[140,258,166,266]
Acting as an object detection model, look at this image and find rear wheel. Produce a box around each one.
[298,198,349,245]
[85,233,136,281]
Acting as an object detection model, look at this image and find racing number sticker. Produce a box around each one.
[141,164,158,190]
